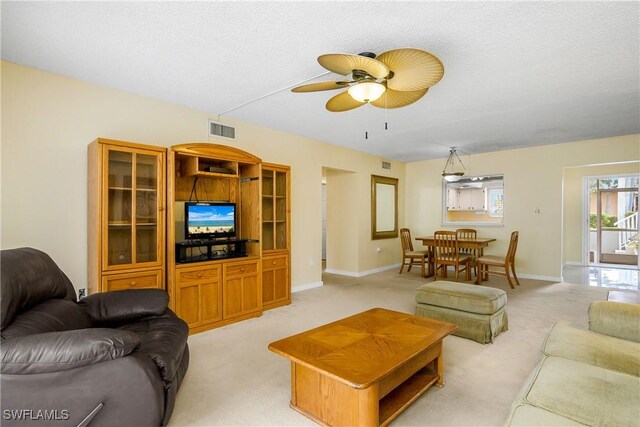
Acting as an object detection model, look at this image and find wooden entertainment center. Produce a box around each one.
[88,139,291,334]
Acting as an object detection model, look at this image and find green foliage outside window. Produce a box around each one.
[589,213,618,229]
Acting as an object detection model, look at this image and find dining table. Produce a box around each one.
[414,235,497,278]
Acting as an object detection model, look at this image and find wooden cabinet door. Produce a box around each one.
[223,260,261,319]
[262,254,289,307]
[176,265,222,328]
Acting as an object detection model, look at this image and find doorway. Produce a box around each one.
[586,175,639,266]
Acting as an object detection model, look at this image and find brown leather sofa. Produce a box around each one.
[1,248,189,426]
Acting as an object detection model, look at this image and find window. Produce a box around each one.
[488,187,504,217]
[442,175,504,226]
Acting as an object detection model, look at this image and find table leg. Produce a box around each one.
[436,351,444,387]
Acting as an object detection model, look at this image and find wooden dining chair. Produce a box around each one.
[456,228,478,278]
[476,231,521,288]
[434,230,471,281]
[399,228,430,277]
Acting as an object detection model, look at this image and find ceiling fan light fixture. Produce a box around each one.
[348,82,386,103]
[442,147,466,181]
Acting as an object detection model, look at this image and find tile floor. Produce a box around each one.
[563,264,639,291]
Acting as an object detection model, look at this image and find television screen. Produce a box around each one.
[185,202,236,240]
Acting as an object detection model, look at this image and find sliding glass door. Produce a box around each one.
[589,176,639,266]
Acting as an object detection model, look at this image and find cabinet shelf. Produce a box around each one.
[188,170,239,179]
[109,187,133,191]
[181,155,239,178]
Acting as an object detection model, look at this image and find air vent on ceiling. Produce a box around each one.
[208,120,236,140]
[382,161,391,170]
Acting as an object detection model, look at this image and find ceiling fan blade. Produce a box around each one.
[370,87,429,109]
[291,81,351,93]
[326,90,365,112]
[318,54,389,79]
[377,48,444,91]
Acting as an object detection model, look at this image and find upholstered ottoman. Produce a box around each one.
[415,281,508,344]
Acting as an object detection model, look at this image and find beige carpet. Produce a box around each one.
[168,269,609,426]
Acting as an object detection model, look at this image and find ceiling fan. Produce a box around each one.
[291,48,444,112]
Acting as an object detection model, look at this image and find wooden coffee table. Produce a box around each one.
[268,307,458,426]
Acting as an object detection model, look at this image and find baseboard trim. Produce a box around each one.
[292,281,323,293]
[518,273,563,282]
[324,263,401,278]
[563,261,584,267]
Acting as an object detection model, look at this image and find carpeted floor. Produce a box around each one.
[168,269,610,426]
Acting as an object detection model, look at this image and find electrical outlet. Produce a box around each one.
[78,288,87,300]
[308,257,315,266]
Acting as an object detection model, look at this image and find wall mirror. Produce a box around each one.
[442,174,504,226]
[371,175,398,239]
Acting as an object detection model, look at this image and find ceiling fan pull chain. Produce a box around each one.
[365,103,369,140]
[385,92,388,130]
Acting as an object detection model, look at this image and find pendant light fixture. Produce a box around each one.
[442,147,466,182]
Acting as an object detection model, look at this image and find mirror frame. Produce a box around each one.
[371,175,399,240]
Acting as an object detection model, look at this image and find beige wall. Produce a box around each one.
[1,61,405,291]
[406,135,640,280]
[563,162,640,264]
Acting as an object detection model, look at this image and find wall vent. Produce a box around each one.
[382,161,391,170]
[208,120,236,140]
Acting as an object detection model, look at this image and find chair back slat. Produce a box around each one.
[400,228,414,254]
[456,228,477,255]
[507,231,519,263]
[434,230,458,260]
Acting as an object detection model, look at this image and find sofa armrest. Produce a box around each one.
[79,289,169,324]
[1,329,140,375]
[588,301,640,343]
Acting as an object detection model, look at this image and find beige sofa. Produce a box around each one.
[505,300,640,426]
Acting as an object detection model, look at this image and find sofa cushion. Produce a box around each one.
[415,281,506,314]
[1,248,77,329]
[543,321,640,377]
[119,311,188,386]
[1,299,92,339]
[522,356,640,426]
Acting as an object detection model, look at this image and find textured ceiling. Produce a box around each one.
[2,1,639,161]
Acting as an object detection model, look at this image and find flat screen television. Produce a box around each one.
[185,202,236,240]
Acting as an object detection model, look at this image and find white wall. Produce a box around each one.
[1,61,405,291]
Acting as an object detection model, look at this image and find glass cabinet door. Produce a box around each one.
[275,171,287,250]
[105,148,161,268]
[136,154,159,263]
[262,170,275,251]
[262,166,289,253]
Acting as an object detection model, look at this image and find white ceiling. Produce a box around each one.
[2,1,639,161]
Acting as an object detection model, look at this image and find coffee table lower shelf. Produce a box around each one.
[290,362,440,427]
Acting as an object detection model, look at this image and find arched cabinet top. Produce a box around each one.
[172,143,261,164]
